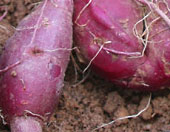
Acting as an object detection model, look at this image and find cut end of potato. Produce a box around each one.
[10,116,43,132]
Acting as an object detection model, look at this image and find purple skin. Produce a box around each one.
[74,0,170,91]
[0,0,73,131]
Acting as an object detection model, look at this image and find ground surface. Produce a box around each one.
[0,0,170,132]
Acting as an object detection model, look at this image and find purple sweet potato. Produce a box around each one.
[73,0,170,91]
[0,0,73,131]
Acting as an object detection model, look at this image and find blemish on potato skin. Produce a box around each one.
[42,17,50,27]
[11,71,17,77]
[29,47,44,56]
[48,62,61,79]
[162,56,170,76]
[119,19,129,29]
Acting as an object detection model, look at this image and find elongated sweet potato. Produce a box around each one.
[0,0,73,131]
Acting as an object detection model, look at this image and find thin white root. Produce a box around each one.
[0,61,21,73]
[20,79,26,90]
[16,25,40,31]
[75,0,93,26]
[0,110,7,125]
[71,53,83,72]
[44,47,77,52]
[24,110,44,121]
[0,24,10,33]
[133,13,151,54]
[30,1,42,7]
[72,69,90,87]
[83,44,104,73]
[102,40,141,57]
[0,6,7,22]
[142,15,160,37]
[92,93,152,132]
[132,11,152,58]
[71,53,82,83]
[141,17,150,57]
[133,11,151,42]
[103,47,141,56]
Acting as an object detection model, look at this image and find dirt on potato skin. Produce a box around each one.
[0,0,170,132]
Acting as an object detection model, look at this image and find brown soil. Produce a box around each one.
[0,0,170,132]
